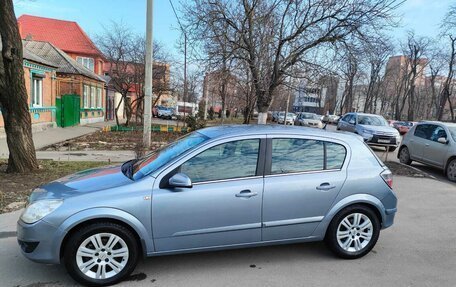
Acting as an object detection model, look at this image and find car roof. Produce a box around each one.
[197,124,359,142]
[418,121,456,127]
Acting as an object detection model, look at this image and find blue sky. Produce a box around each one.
[13,0,454,58]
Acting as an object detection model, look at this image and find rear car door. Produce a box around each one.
[262,136,348,241]
[408,124,433,161]
[422,125,450,167]
[152,136,266,252]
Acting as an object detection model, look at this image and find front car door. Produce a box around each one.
[151,136,266,252]
[422,125,450,167]
[262,135,348,241]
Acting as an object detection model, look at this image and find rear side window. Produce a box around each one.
[270,139,347,174]
[326,142,346,169]
[414,124,436,140]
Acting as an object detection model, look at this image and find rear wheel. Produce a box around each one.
[325,205,380,259]
[64,222,139,286]
[446,158,456,182]
[399,146,412,165]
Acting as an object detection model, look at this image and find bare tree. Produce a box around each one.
[97,21,170,126]
[437,5,456,121]
[0,0,38,173]
[184,0,402,124]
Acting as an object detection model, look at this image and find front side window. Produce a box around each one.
[271,139,324,174]
[430,126,447,142]
[77,57,95,72]
[181,139,260,183]
[32,77,43,107]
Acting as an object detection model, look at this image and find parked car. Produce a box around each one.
[295,112,323,128]
[337,112,401,151]
[17,125,397,286]
[157,106,174,119]
[277,112,296,125]
[392,121,414,135]
[398,121,456,181]
[323,114,340,124]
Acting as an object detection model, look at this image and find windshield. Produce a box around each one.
[287,113,294,117]
[128,132,209,180]
[358,115,388,126]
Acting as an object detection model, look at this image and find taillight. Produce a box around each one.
[381,169,393,188]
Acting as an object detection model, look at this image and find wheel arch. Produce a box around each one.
[313,194,386,239]
[57,208,153,261]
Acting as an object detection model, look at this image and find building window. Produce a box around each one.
[77,57,95,72]
[83,85,90,108]
[97,87,102,108]
[32,77,43,107]
[91,86,96,108]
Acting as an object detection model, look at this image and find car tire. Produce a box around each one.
[399,146,412,165]
[325,205,380,259]
[446,158,456,182]
[63,222,139,286]
[388,146,397,152]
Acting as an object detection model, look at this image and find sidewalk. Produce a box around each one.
[0,120,117,157]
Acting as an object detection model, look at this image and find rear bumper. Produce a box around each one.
[381,191,398,229]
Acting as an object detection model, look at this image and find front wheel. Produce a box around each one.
[325,205,380,259]
[446,158,456,182]
[64,222,139,286]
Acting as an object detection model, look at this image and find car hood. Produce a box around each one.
[29,165,133,202]
[358,124,398,134]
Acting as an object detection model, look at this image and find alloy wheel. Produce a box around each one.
[336,213,373,253]
[76,233,129,280]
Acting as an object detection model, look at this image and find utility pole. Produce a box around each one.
[143,0,154,148]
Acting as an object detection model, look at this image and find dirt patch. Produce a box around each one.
[385,161,434,178]
[40,131,185,151]
[0,160,108,214]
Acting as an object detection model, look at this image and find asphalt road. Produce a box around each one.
[1,176,455,287]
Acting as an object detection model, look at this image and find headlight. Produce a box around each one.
[20,199,63,224]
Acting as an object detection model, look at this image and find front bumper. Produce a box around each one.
[363,134,399,146]
[17,219,63,264]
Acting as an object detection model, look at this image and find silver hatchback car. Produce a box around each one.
[398,121,456,181]
[17,125,397,286]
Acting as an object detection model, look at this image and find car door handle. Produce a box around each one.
[425,143,430,147]
[316,183,336,191]
[235,190,258,198]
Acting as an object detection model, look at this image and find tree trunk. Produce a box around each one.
[0,0,38,173]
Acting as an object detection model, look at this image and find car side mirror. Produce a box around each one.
[437,137,448,144]
[168,173,193,188]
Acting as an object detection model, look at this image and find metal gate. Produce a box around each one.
[56,94,80,127]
